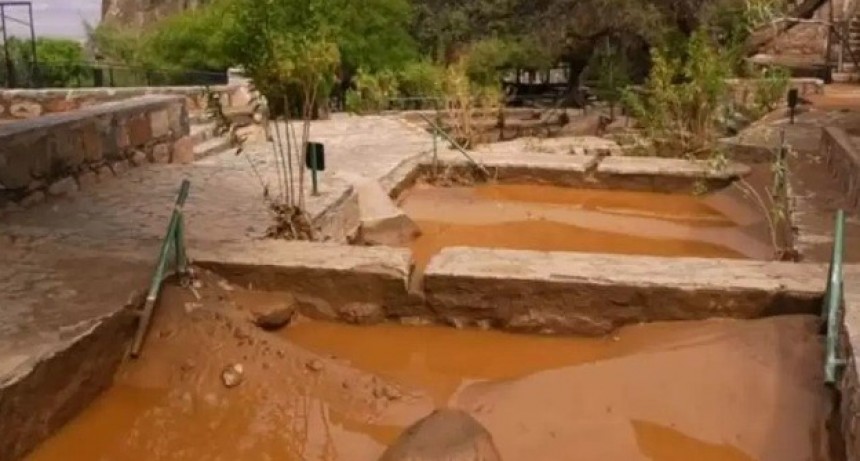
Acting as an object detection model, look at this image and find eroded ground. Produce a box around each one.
[26,273,832,461]
[398,183,773,267]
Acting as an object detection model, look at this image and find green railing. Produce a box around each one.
[417,112,491,179]
[823,209,846,385]
[130,179,191,358]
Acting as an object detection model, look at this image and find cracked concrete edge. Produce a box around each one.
[0,308,136,461]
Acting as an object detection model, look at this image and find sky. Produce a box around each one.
[3,0,101,40]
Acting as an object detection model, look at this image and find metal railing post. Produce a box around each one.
[824,209,846,385]
[130,179,191,358]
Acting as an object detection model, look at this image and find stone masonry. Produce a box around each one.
[0,95,191,209]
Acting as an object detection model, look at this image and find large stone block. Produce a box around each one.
[9,100,43,119]
[53,128,86,167]
[149,109,170,138]
[172,136,194,164]
[127,114,151,146]
[80,123,103,162]
[151,143,170,163]
[424,248,826,335]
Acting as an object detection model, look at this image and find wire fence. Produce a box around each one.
[0,61,228,89]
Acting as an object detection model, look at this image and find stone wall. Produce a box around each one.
[0,95,191,209]
[821,127,860,209]
[0,85,248,121]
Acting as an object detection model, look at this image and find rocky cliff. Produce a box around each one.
[101,0,208,28]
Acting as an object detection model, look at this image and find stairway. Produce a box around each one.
[833,15,860,82]
[186,110,236,161]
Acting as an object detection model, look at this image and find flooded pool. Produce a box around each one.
[398,184,772,268]
[24,285,831,461]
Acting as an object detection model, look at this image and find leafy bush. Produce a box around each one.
[0,37,88,87]
[345,68,400,113]
[623,30,732,157]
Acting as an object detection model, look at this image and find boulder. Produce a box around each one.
[249,294,297,331]
[357,181,420,246]
[380,409,502,461]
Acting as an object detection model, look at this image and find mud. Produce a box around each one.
[25,275,830,461]
[398,184,773,268]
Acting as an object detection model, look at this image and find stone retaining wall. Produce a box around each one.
[0,95,191,208]
[0,85,248,121]
[821,126,860,209]
[840,267,860,460]
[423,248,826,335]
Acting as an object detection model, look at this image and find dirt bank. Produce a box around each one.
[398,184,774,267]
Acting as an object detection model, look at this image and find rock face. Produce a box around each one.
[380,409,502,461]
[101,0,209,28]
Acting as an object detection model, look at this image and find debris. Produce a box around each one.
[306,359,324,372]
[217,279,234,291]
[221,363,244,388]
[184,302,203,314]
[125,290,145,309]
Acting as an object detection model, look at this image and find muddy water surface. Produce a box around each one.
[25,283,830,461]
[398,184,772,267]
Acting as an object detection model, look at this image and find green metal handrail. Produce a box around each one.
[823,209,846,385]
[130,179,191,358]
[417,112,491,179]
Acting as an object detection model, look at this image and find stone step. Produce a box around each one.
[193,135,234,160]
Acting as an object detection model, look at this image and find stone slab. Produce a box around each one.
[356,180,419,246]
[194,240,413,319]
[593,156,750,193]
[839,265,860,461]
[424,247,826,335]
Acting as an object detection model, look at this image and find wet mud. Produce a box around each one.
[25,277,830,461]
[398,184,773,268]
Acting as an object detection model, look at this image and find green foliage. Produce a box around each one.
[87,23,142,66]
[398,60,445,99]
[750,64,790,116]
[333,0,417,72]
[0,37,88,87]
[623,30,734,157]
[464,37,552,87]
[141,1,232,71]
[345,68,400,113]
[590,40,632,115]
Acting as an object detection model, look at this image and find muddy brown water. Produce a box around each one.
[24,281,831,461]
[398,184,773,268]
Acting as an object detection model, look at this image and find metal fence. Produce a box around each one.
[0,61,228,89]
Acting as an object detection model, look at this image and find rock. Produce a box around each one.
[10,101,43,119]
[20,191,45,208]
[356,180,421,246]
[250,294,297,331]
[380,409,502,461]
[152,143,170,163]
[111,160,129,176]
[306,359,324,372]
[338,302,385,325]
[221,363,244,388]
[172,136,195,164]
[295,295,338,321]
[382,385,402,401]
[47,177,78,196]
[130,149,148,166]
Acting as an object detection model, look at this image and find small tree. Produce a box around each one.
[591,38,632,118]
[225,0,340,238]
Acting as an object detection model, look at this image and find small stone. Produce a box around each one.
[96,165,113,181]
[184,302,202,314]
[152,143,170,164]
[48,177,78,196]
[251,295,297,331]
[221,363,244,388]
[20,191,45,208]
[28,180,45,192]
[338,302,384,325]
[306,359,324,372]
[130,150,148,166]
[382,385,402,401]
